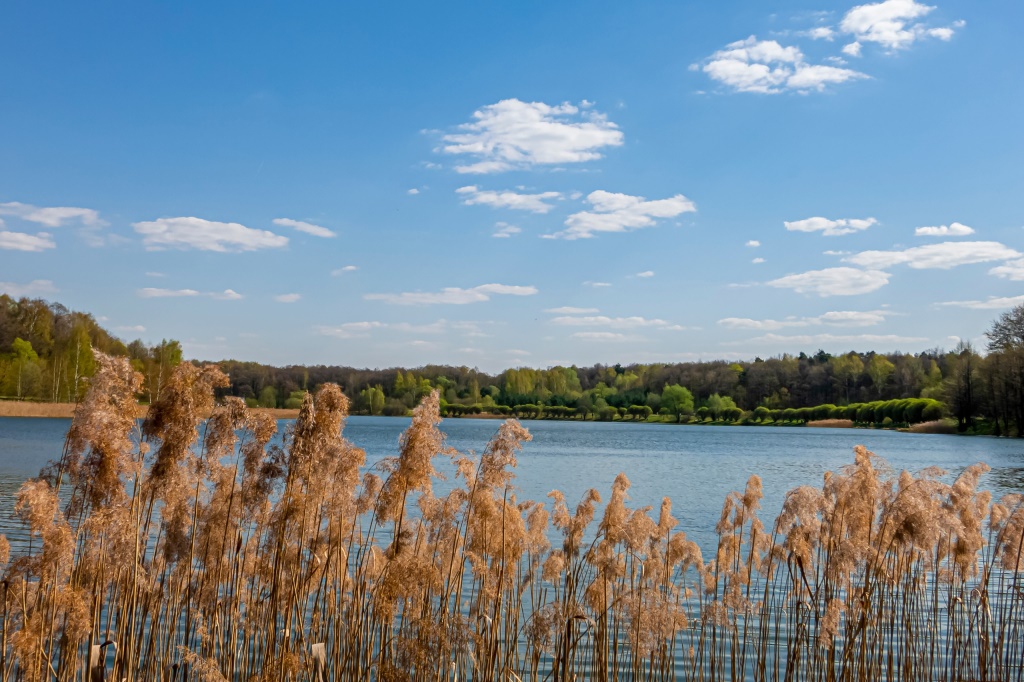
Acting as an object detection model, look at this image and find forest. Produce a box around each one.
[0,292,1013,434]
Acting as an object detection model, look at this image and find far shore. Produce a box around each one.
[0,402,958,435]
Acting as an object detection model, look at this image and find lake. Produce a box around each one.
[2,415,1022,552]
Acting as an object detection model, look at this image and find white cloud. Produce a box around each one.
[845,241,1020,269]
[0,231,55,251]
[317,321,387,339]
[823,250,850,256]
[752,257,766,264]
[785,216,878,236]
[133,217,289,252]
[272,218,336,238]
[407,188,420,195]
[767,267,891,296]
[318,319,461,339]
[138,287,243,300]
[746,240,761,247]
[274,293,301,303]
[571,331,629,341]
[457,186,562,213]
[545,306,600,314]
[492,222,522,238]
[331,265,358,275]
[719,310,890,330]
[365,283,537,305]
[0,201,103,227]
[549,190,696,240]
[805,26,836,40]
[914,221,974,237]
[583,281,612,288]
[551,315,675,330]
[843,41,864,57]
[988,259,1024,281]
[0,279,58,298]
[728,332,927,345]
[939,295,1024,310]
[439,99,624,173]
[635,270,655,278]
[839,0,962,51]
[698,36,867,94]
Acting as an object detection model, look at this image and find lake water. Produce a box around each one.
[2,416,1022,553]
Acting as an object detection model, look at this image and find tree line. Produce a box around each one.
[0,294,185,404]
[0,293,1019,434]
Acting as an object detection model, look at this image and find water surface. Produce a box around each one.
[2,416,1022,552]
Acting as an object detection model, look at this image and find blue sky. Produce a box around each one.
[1,0,1021,372]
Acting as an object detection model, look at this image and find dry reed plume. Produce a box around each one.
[0,351,1021,681]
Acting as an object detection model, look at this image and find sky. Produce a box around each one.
[1,0,1022,372]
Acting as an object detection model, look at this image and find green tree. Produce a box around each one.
[830,352,864,403]
[706,393,737,420]
[866,354,896,397]
[11,337,39,398]
[660,384,694,423]
[258,385,278,408]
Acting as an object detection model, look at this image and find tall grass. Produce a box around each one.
[0,352,1021,681]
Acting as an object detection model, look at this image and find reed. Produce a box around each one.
[0,351,1021,682]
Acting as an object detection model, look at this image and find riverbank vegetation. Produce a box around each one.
[0,352,1021,681]
[0,294,1020,434]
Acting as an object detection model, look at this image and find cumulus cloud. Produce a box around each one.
[138,287,243,300]
[914,221,975,237]
[407,188,420,195]
[805,26,836,40]
[317,321,386,339]
[551,315,677,330]
[767,267,891,296]
[133,217,289,252]
[571,331,629,341]
[719,309,891,330]
[785,216,878,236]
[365,283,537,305]
[752,257,766,264]
[438,99,624,173]
[988,259,1024,281]
[635,270,655,278]
[274,293,301,303]
[584,281,612,287]
[457,186,562,213]
[839,0,962,51]
[272,218,336,238]
[317,319,464,339]
[845,241,1020,269]
[746,240,761,247]
[939,295,1024,310]
[0,231,56,251]
[549,190,696,240]
[0,279,58,297]
[492,222,522,238]
[727,332,927,345]
[331,265,358,275]
[545,306,600,314]
[0,201,103,227]
[697,36,867,94]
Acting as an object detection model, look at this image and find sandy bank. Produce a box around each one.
[0,401,299,420]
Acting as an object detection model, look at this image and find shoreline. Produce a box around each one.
[0,402,958,435]
[0,401,301,420]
